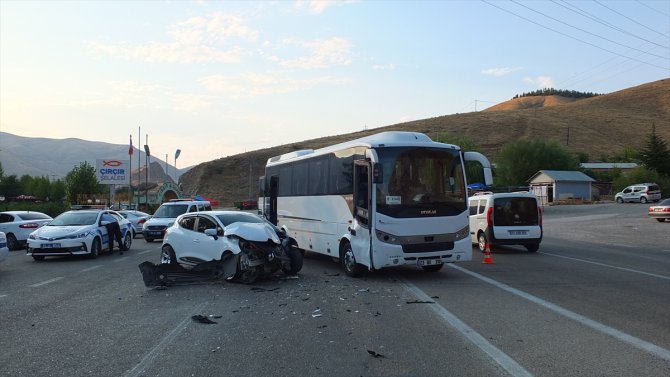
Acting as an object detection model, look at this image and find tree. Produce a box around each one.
[65,162,101,203]
[639,123,670,177]
[495,139,580,186]
[0,174,22,198]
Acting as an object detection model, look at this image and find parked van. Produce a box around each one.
[143,200,211,242]
[469,192,542,252]
[615,183,661,203]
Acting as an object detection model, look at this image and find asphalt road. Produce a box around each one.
[1,203,668,377]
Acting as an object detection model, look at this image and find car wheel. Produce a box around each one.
[32,255,45,261]
[616,197,623,203]
[160,245,177,265]
[145,237,154,243]
[6,233,19,251]
[525,244,540,252]
[341,241,364,277]
[656,218,666,223]
[640,197,648,204]
[421,264,444,272]
[120,232,132,251]
[89,237,101,259]
[477,232,488,252]
[282,244,303,275]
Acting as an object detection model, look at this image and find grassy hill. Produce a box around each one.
[180,79,670,207]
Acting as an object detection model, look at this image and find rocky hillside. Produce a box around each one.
[180,79,670,207]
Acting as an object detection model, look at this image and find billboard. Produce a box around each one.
[96,159,130,185]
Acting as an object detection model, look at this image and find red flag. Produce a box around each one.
[129,135,134,156]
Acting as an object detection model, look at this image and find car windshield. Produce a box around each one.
[375,146,466,217]
[153,204,188,218]
[49,212,98,226]
[659,198,670,205]
[215,213,266,226]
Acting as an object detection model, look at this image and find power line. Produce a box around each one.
[552,0,669,50]
[635,0,670,18]
[509,0,667,59]
[594,0,669,39]
[481,0,669,71]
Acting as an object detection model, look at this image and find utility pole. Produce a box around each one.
[144,134,150,210]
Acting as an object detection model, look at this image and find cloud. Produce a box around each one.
[481,67,523,77]
[372,63,396,71]
[294,0,356,14]
[271,37,353,69]
[88,13,258,64]
[523,76,555,88]
[199,72,349,97]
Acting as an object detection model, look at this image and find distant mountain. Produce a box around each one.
[180,79,669,207]
[0,133,191,181]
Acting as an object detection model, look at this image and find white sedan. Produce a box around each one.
[0,211,53,250]
[0,232,8,264]
[27,210,132,261]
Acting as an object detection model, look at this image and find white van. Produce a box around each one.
[143,200,211,242]
[469,192,542,252]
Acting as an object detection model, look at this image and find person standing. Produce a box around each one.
[101,212,123,255]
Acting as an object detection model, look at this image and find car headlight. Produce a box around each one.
[29,233,37,240]
[67,232,88,239]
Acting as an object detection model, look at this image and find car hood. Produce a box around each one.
[224,222,280,244]
[33,225,94,238]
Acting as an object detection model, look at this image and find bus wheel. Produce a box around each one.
[341,242,364,277]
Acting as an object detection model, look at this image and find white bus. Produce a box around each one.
[258,131,492,276]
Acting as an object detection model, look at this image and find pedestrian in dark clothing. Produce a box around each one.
[102,212,123,255]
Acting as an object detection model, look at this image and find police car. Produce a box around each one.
[27,209,132,261]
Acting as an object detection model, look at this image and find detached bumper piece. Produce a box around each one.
[138,260,237,287]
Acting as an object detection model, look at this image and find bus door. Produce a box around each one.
[351,161,372,269]
[269,175,278,225]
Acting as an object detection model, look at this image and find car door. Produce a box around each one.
[622,187,633,202]
[189,215,225,261]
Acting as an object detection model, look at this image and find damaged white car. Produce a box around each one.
[139,211,303,285]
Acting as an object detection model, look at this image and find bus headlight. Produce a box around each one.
[375,229,402,245]
[455,226,469,241]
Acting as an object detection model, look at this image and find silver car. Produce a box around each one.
[0,211,53,250]
[615,183,662,203]
[117,210,151,238]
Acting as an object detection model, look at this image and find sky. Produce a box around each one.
[1,0,669,168]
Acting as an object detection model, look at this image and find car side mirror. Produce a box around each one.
[204,228,218,240]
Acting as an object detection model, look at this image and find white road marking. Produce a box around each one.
[29,277,64,287]
[0,294,7,298]
[124,301,208,377]
[138,250,154,255]
[540,252,670,280]
[450,264,670,362]
[81,265,103,273]
[401,280,534,377]
[114,257,129,262]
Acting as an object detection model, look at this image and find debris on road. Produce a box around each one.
[192,315,218,324]
[367,350,386,358]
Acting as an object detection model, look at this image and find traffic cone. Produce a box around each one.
[482,243,494,264]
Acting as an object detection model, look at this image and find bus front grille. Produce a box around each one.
[402,242,454,253]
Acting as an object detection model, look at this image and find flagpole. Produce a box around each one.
[129,134,133,208]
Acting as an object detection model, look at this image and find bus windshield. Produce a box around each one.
[375,147,466,218]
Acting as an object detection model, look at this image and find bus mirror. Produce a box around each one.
[373,163,383,183]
